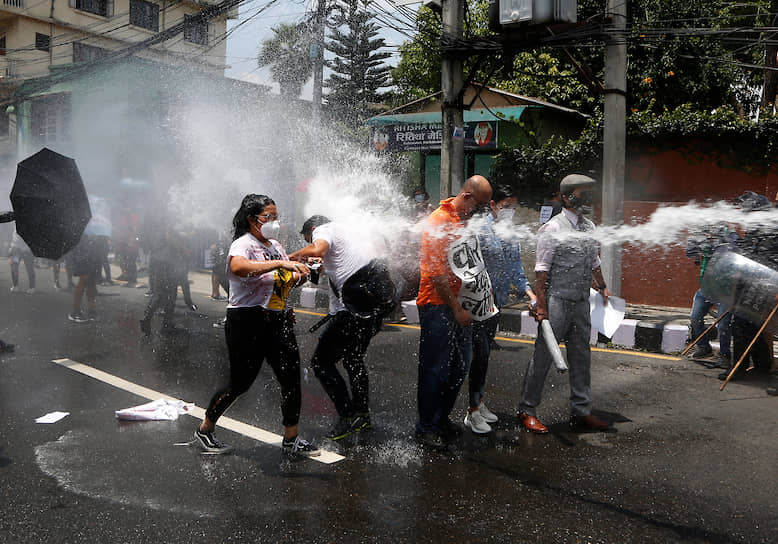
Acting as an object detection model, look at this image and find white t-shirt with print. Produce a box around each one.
[226,233,295,310]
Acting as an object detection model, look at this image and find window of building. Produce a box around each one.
[35,33,50,52]
[184,15,208,45]
[31,93,71,148]
[70,0,113,18]
[0,36,6,56]
[73,42,109,63]
[130,0,159,32]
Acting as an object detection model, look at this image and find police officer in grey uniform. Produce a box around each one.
[518,174,612,433]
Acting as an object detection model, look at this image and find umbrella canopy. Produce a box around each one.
[10,148,92,260]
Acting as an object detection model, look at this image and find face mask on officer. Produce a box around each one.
[564,190,593,215]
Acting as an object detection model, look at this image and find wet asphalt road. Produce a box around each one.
[0,269,777,544]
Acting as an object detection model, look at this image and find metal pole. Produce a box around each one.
[440,0,464,198]
[601,0,627,295]
[312,0,326,128]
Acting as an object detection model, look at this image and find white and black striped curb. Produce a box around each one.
[292,292,692,356]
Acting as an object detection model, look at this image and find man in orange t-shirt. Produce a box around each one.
[415,175,493,450]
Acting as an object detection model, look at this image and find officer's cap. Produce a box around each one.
[560,174,596,194]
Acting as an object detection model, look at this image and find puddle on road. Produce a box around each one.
[35,430,220,517]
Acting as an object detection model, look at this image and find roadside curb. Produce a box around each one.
[284,282,694,356]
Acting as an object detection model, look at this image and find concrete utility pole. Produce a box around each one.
[601,0,627,296]
[312,0,326,127]
[440,0,465,198]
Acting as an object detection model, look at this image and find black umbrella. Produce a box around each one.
[6,148,92,260]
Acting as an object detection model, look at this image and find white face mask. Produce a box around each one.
[496,208,515,222]
[414,194,426,203]
[260,220,280,240]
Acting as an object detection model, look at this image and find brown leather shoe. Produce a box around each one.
[519,412,548,434]
[570,414,610,431]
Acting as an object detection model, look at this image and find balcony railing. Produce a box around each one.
[2,0,25,8]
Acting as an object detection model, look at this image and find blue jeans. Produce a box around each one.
[416,304,472,435]
[690,289,731,357]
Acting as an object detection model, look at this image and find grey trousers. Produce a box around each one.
[519,295,592,418]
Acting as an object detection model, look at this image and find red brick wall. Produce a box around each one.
[619,146,777,307]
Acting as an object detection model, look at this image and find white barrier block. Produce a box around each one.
[520,311,538,337]
[300,287,317,308]
[401,300,420,324]
[611,319,638,348]
[662,323,689,354]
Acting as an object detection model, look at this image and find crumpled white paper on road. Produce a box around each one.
[115,399,195,421]
[589,288,626,339]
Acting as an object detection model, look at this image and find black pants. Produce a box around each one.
[142,260,177,326]
[311,310,381,418]
[732,315,772,371]
[469,314,499,408]
[206,306,302,427]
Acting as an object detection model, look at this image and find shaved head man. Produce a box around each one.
[415,175,496,450]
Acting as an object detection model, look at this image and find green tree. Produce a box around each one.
[258,22,314,100]
[391,1,595,112]
[393,0,777,115]
[325,0,393,130]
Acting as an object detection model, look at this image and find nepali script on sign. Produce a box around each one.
[448,235,498,321]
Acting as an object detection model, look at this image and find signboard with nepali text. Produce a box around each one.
[371,121,498,153]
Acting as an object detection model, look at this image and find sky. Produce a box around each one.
[223,0,418,98]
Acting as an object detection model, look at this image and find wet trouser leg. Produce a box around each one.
[416,304,472,434]
[689,289,713,351]
[311,311,376,417]
[732,315,771,371]
[22,254,35,289]
[716,302,732,358]
[10,259,19,286]
[263,311,302,426]
[519,296,592,417]
[206,307,301,426]
[565,298,593,417]
[469,314,499,408]
[341,315,381,414]
[142,262,175,325]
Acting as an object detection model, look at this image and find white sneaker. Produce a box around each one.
[464,410,492,434]
[478,402,498,423]
[25,288,35,295]
[10,286,21,293]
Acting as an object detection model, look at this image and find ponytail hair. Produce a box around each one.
[232,194,275,240]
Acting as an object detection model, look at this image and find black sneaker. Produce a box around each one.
[0,341,15,354]
[439,418,463,440]
[415,431,447,451]
[68,313,89,324]
[282,435,321,457]
[691,346,713,359]
[194,428,231,454]
[352,412,372,432]
[327,416,358,441]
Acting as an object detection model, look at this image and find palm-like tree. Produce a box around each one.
[258,22,314,100]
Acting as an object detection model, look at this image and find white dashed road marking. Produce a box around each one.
[51,358,345,464]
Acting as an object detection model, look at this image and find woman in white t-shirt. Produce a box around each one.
[194,194,320,457]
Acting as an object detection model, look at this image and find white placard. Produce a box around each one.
[448,235,498,321]
[589,288,625,338]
